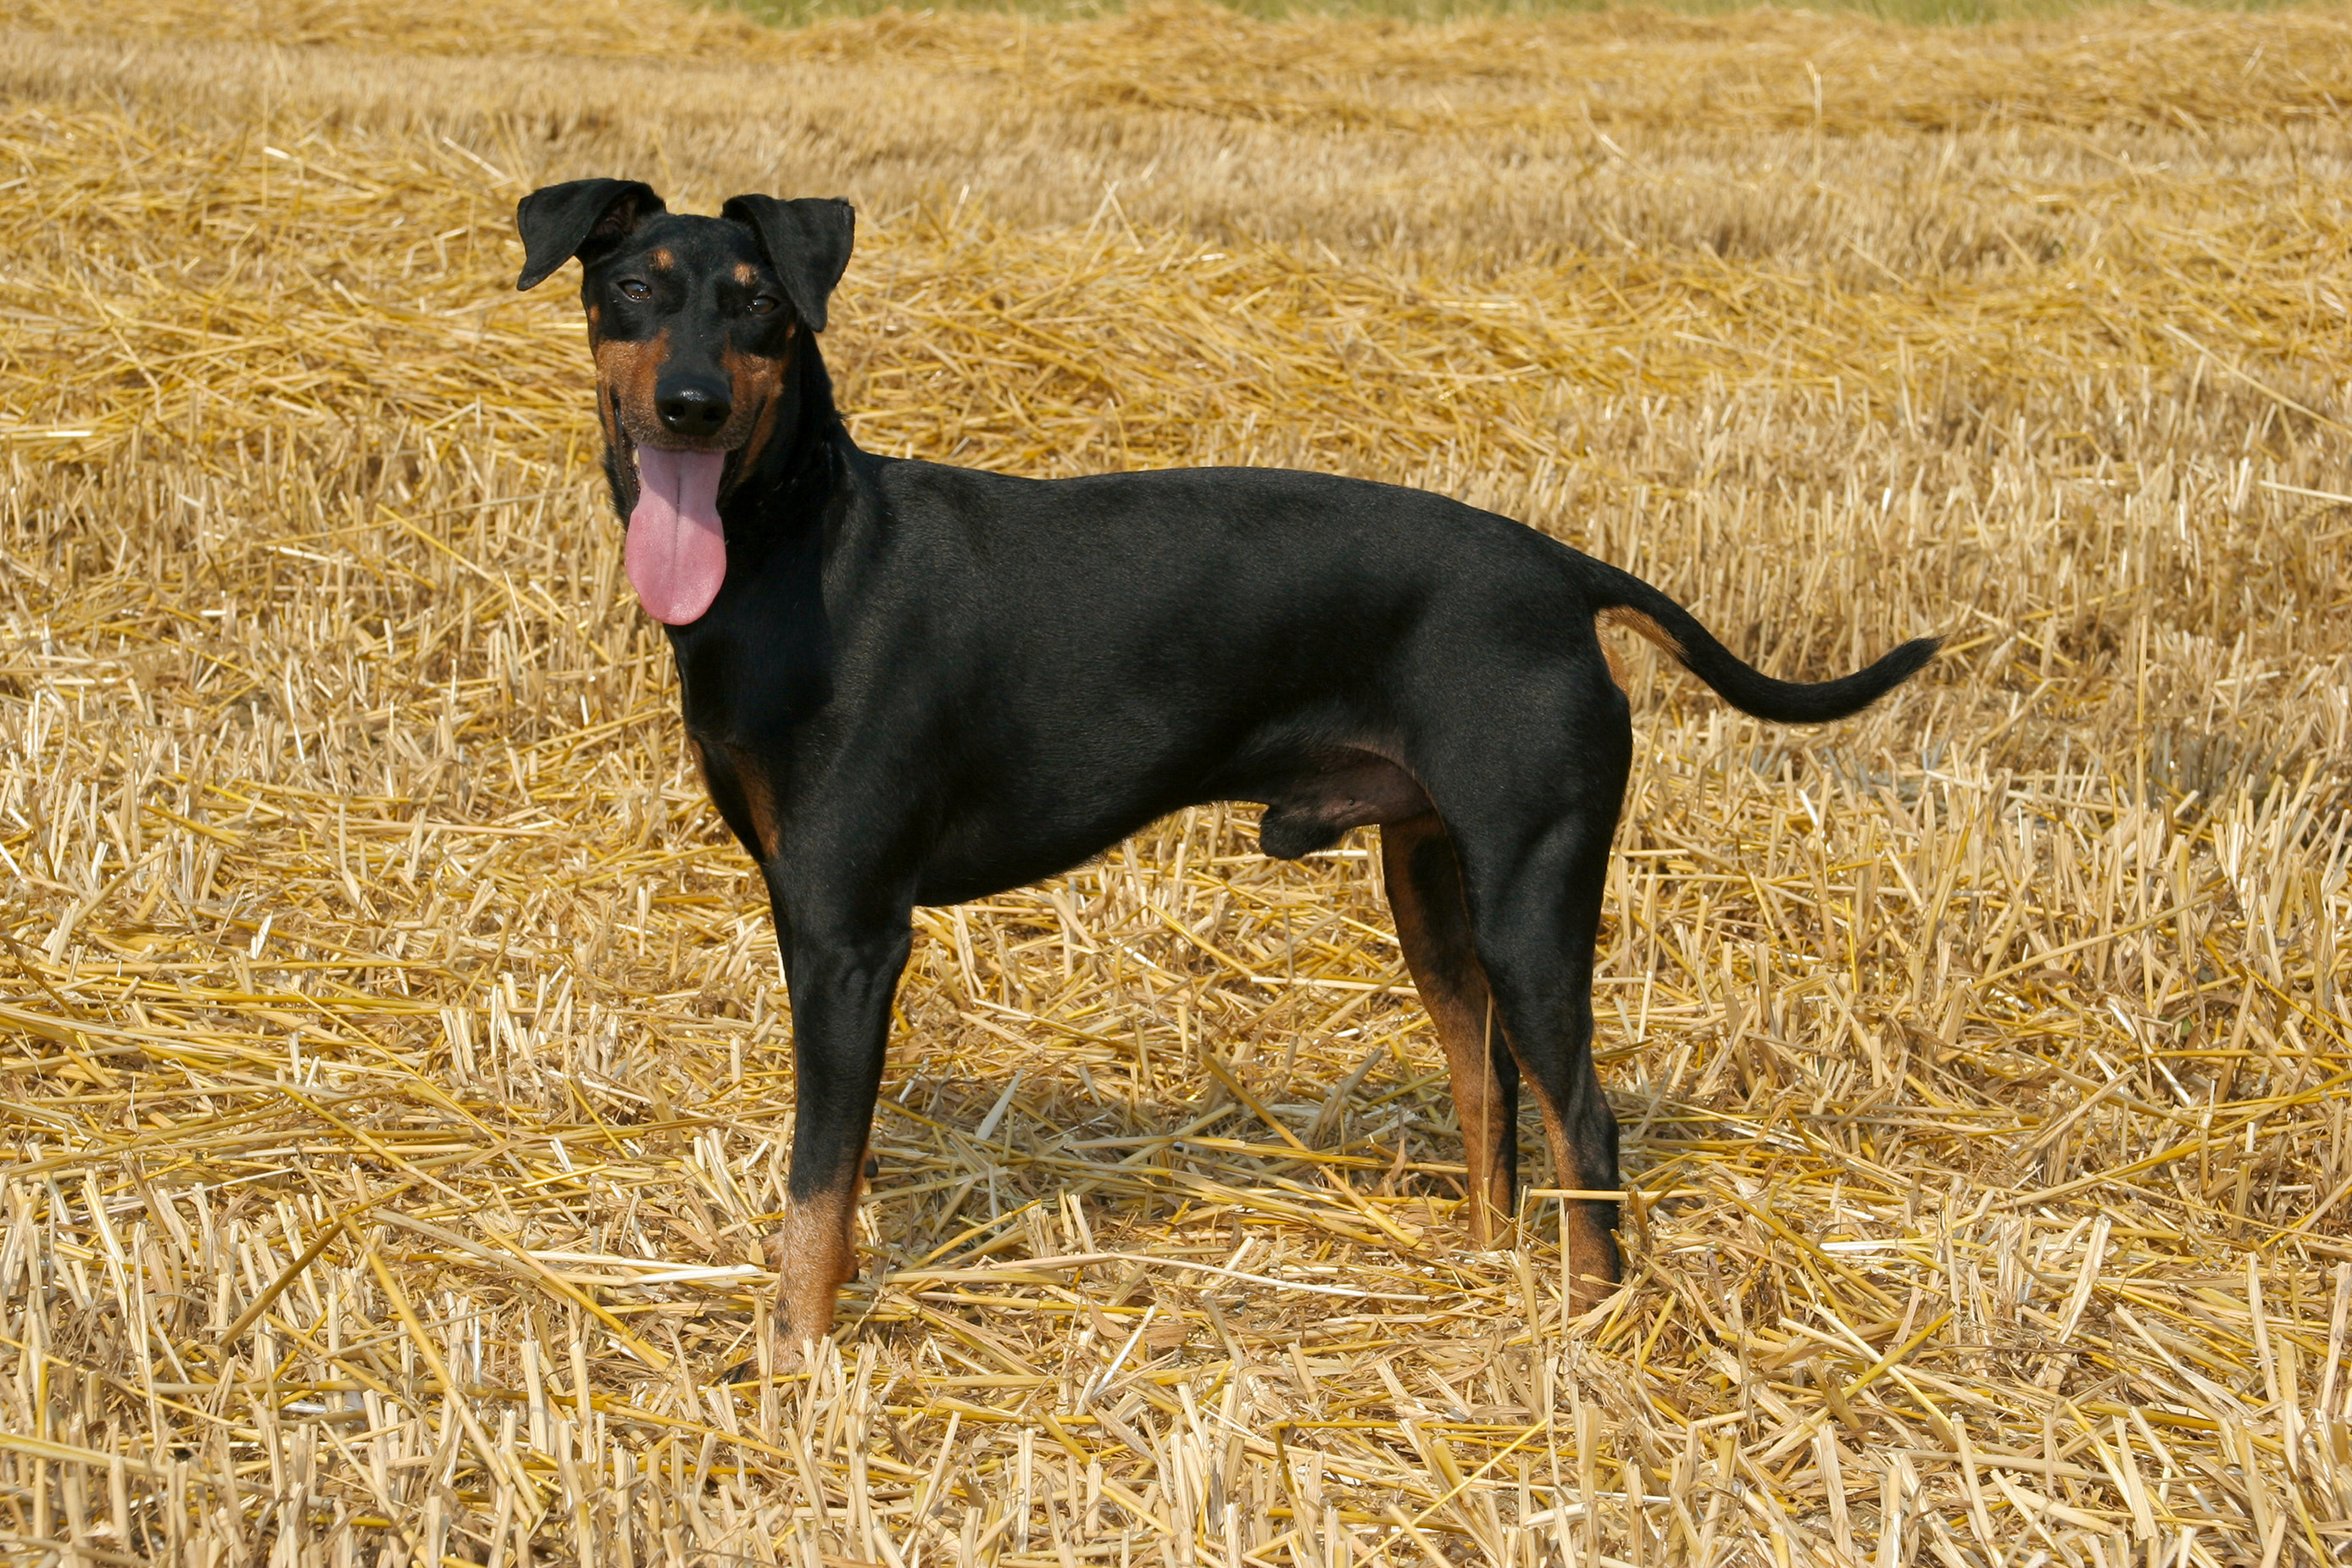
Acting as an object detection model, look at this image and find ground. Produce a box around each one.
[0,0,2348,1562]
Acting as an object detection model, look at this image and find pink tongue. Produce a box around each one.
[626,448,729,625]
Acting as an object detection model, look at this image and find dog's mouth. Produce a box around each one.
[625,443,731,626]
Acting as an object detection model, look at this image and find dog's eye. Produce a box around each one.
[748,295,781,315]
[617,280,651,302]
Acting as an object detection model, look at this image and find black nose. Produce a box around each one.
[656,381,732,437]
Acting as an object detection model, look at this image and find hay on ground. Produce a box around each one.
[0,1,2348,1563]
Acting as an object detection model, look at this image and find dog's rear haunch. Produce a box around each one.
[514,178,1938,1354]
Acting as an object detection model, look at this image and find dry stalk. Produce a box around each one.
[0,0,2348,1563]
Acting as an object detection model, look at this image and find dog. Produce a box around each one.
[514,178,1938,1353]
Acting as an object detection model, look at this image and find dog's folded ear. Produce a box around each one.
[514,180,665,291]
[720,195,855,333]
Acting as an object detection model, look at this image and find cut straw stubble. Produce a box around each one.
[0,3,2347,1564]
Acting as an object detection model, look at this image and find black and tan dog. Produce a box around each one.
[515,179,1937,1353]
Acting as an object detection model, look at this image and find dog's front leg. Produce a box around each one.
[765,885,912,1360]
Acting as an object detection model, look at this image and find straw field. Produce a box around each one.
[2,0,2349,1563]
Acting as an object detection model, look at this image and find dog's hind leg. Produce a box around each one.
[1381,813,1519,1247]
[1421,668,1634,1316]
[1456,799,1626,1318]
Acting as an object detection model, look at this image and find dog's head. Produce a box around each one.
[514,179,853,624]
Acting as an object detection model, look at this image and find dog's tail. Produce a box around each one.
[1584,561,1941,726]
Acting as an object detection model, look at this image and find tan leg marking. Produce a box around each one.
[1560,1204,1623,1319]
[1499,1053,1619,1315]
[769,1143,868,1356]
[1381,815,1515,1247]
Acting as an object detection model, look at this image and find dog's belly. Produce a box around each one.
[908,746,1429,905]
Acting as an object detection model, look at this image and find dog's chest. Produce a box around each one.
[668,540,831,746]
